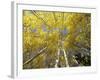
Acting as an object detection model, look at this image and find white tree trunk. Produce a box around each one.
[55,48,60,68]
[62,49,69,67]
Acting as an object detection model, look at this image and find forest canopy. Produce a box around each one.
[23,10,91,69]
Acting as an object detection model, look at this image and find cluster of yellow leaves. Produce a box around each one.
[23,10,91,53]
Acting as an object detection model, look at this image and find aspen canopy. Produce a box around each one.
[23,10,91,69]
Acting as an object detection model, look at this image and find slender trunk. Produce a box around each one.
[62,49,69,67]
[55,48,60,68]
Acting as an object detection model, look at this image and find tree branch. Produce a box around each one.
[52,12,57,25]
[31,11,51,27]
[62,12,64,27]
[23,47,47,66]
